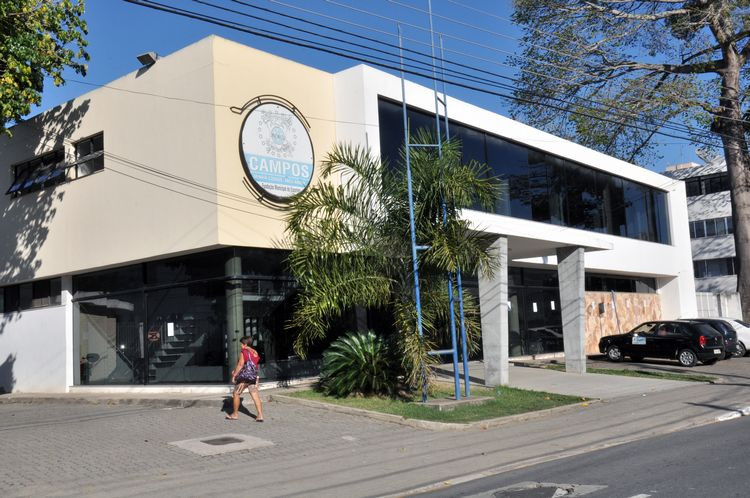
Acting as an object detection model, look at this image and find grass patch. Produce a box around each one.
[543,364,717,383]
[286,385,583,423]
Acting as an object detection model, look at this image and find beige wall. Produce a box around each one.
[0,36,339,285]
[0,37,222,284]
[585,291,662,354]
[211,37,337,249]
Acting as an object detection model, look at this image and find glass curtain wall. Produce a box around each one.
[505,267,656,357]
[75,247,338,385]
[378,98,671,244]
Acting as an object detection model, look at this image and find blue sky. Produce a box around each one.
[34,0,700,171]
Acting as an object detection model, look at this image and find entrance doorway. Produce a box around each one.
[78,282,227,385]
[508,267,563,357]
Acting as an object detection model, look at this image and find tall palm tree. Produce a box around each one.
[286,131,500,389]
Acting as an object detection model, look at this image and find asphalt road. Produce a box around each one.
[421,414,750,498]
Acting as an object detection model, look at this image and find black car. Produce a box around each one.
[599,320,724,367]
[686,318,739,359]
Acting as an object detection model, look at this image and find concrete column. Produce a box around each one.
[62,275,76,391]
[355,306,368,331]
[556,246,586,374]
[225,254,243,378]
[479,236,508,386]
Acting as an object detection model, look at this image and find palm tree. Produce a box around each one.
[286,131,500,390]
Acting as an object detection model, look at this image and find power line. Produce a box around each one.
[123,0,744,152]
[324,0,746,131]
[416,0,750,106]
[231,0,730,141]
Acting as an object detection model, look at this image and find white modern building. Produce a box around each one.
[0,37,697,393]
[664,159,741,317]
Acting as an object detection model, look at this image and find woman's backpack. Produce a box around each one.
[236,349,259,382]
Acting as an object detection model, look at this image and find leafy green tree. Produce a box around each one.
[510,1,750,319]
[1,0,88,133]
[286,133,499,390]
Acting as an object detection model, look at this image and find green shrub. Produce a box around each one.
[319,331,397,397]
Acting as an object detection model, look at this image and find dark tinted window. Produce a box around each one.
[3,286,20,313]
[50,278,62,305]
[585,273,656,293]
[74,265,144,297]
[691,322,722,336]
[378,98,670,244]
[19,283,33,310]
[146,249,229,285]
[240,248,290,276]
[32,280,51,308]
[8,149,66,196]
[685,178,702,196]
[74,132,104,178]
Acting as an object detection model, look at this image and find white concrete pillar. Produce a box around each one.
[478,236,508,386]
[556,246,586,374]
[62,275,75,391]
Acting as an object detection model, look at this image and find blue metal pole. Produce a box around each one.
[446,270,461,399]
[398,25,428,404]
[438,33,468,397]
[428,0,461,400]
[456,267,471,397]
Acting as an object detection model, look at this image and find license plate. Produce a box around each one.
[713,349,721,354]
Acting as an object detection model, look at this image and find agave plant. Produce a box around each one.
[286,130,499,391]
[320,331,396,397]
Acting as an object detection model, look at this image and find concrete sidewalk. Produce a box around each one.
[437,362,696,399]
[0,360,696,408]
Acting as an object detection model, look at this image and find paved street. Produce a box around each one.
[421,414,750,498]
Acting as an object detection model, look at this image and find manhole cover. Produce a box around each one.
[169,433,274,456]
[201,436,244,446]
[494,487,563,497]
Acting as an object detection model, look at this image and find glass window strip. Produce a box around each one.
[689,216,734,239]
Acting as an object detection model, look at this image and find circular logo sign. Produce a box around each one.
[240,102,314,200]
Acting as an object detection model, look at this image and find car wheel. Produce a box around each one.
[735,342,747,357]
[720,351,732,360]
[678,349,697,367]
[703,359,718,365]
[606,344,623,362]
[630,355,644,363]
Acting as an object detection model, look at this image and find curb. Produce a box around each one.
[269,394,600,431]
[0,395,227,408]
[715,405,750,422]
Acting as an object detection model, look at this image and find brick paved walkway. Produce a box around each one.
[4,382,750,497]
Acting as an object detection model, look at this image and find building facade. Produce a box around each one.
[664,160,741,318]
[0,37,696,393]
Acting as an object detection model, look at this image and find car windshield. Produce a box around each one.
[736,320,750,328]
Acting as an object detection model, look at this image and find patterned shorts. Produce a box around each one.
[234,381,258,394]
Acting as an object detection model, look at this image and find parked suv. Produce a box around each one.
[686,318,739,359]
[599,320,725,367]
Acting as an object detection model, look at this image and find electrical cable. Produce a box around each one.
[122,0,743,151]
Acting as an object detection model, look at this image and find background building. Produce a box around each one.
[664,159,741,318]
[0,36,696,393]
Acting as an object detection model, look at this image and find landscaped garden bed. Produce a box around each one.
[287,384,584,423]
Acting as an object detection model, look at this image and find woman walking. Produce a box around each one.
[226,336,264,422]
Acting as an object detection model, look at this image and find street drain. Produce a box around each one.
[201,436,244,446]
[169,433,274,456]
[494,487,562,498]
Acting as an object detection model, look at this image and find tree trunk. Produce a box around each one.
[714,56,750,320]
